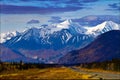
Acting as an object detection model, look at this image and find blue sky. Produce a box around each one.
[0,0,120,33]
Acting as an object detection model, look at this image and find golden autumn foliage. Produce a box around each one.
[0,67,90,79]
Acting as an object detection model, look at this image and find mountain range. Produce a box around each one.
[59,30,120,64]
[0,19,120,63]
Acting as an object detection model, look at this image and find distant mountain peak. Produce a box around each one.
[62,19,72,24]
[1,20,120,44]
[85,21,120,36]
[56,19,72,29]
[103,21,116,25]
[65,19,72,24]
[23,27,40,37]
[0,31,19,43]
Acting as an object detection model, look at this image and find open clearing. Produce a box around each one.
[0,67,119,79]
[0,67,91,79]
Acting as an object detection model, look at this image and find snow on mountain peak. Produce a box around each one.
[84,21,120,35]
[1,20,120,43]
[62,19,72,24]
[22,27,41,39]
[56,19,72,29]
[105,21,120,29]
[0,31,19,43]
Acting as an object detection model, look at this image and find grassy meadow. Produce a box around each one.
[0,67,91,79]
[0,59,119,79]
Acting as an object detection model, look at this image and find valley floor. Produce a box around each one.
[0,67,91,79]
[0,66,120,79]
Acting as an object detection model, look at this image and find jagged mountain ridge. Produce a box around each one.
[1,20,120,63]
[3,19,94,50]
[1,20,120,44]
[85,21,120,36]
[0,31,20,43]
[59,30,120,64]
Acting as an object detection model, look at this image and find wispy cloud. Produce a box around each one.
[0,4,85,14]
[1,0,120,33]
[72,15,120,26]
[48,16,63,23]
[0,0,99,14]
[107,3,120,11]
[27,19,40,24]
[82,0,99,3]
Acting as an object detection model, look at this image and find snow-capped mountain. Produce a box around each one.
[1,20,120,63]
[3,20,120,48]
[3,19,93,50]
[85,21,120,36]
[0,31,20,43]
[56,19,86,34]
[59,30,120,64]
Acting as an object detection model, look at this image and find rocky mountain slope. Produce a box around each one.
[59,30,120,64]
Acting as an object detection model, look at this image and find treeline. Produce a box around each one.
[79,59,120,72]
[0,60,62,73]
